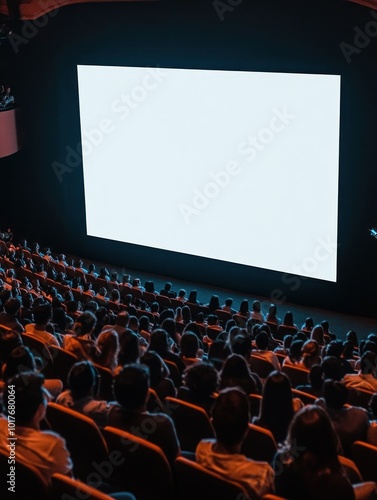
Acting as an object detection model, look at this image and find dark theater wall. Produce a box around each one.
[1,0,377,316]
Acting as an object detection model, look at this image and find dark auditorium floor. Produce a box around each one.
[87,256,376,342]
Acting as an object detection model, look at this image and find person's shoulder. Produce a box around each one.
[41,429,69,445]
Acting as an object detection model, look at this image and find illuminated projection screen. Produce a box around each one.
[77,65,341,282]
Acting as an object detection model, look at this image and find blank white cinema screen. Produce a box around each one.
[77,65,340,282]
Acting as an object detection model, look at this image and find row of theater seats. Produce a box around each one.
[20,326,374,413]
[2,396,376,500]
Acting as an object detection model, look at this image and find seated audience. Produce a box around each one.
[63,311,99,361]
[250,300,265,323]
[148,329,185,374]
[0,298,24,333]
[140,350,176,400]
[177,289,187,302]
[298,340,321,370]
[1,345,62,399]
[160,282,177,298]
[187,290,199,305]
[251,331,280,371]
[273,405,376,500]
[207,295,220,312]
[180,331,203,365]
[274,334,293,356]
[282,311,298,329]
[196,387,274,497]
[296,364,324,397]
[57,360,114,427]
[108,364,180,464]
[207,339,232,371]
[282,339,304,367]
[25,303,60,347]
[95,329,119,371]
[0,372,73,483]
[177,362,218,415]
[316,379,369,455]
[265,303,281,325]
[300,316,313,333]
[221,297,237,315]
[219,353,257,395]
[343,351,377,393]
[118,329,140,366]
[253,371,302,444]
[310,324,326,347]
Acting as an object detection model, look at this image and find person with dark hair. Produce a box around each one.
[321,356,344,382]
[138,315,152,342]
[160,282,177,298]
[221,297,237,315]
[196,387,274,497]
[188,290,199,305]
[161,317,180,348]
[273,405,376,500]
[0,328,23,364]
[25,303,60,347]
[57,360,113,427]
[144,280,156,294]
[150,301,160,322]
[251,331,280,370]
[219,354,258,395]
[177,361,218,415]
[207,295,220,313]
[265,303,281,326]
[346,330,359,350]
[102,310,129,339]
[99,267,110,281]
[118,329,140,366]
[179,305,191,325]
[253,371,301,444]
[317,379,369,455]
[0,372,73,483]
[63,311,99,361]
[322,320,336,342]
[177,289,187,302]
[282,311,298,329]
[301,317,314,335]
[108,364,180,464]
[140,351,176,400]
[343,351,377,392]
[207,339,232,371]
[342,340,358,370]
[2,345,63,399]
[0,297,24,333]
[148,329,185,374]
[231,333,252,358]
[180,331,202,365]
[238,299,250,318]
[325,340,355,376]
[296,364,324,397]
